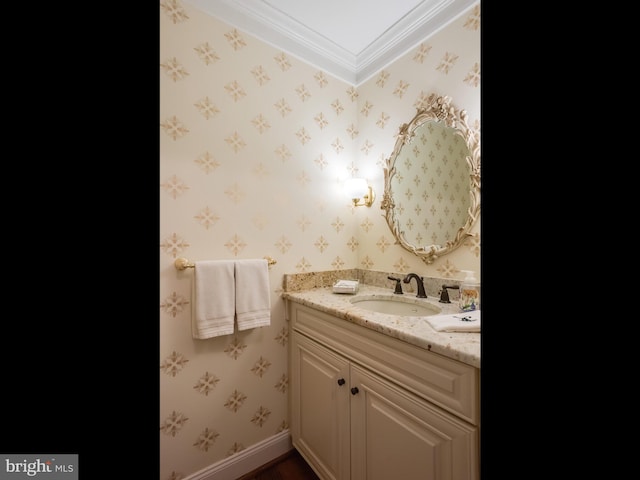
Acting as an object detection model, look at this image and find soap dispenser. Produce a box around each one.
[459,270,480,312]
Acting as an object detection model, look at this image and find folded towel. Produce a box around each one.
[192,260,236,339]
[425,310,481,333]
[235,259,271,331]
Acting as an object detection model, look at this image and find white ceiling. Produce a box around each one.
[183,0,477,85]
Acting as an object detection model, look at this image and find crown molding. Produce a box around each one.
[183,0,476,86]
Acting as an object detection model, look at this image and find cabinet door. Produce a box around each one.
[350,365,479,480]
[291,332,351,480]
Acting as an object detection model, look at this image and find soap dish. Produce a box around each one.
[332,280,359,294]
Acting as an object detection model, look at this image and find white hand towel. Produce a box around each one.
[235,259,271,331]
[425,310,481,333]
[192,260,236,339]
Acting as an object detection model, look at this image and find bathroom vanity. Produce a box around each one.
[284,285,480,480]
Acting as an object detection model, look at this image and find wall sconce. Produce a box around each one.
[344,178,375,207]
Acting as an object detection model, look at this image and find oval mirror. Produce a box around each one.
[380,93,480,265]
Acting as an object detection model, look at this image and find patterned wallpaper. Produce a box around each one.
[159,1,480,479]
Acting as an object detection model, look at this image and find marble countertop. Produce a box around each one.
[283,285,480,368]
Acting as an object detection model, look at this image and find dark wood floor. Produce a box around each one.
[237,448,321,480]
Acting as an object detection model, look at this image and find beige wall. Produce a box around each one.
[160,1,480,478]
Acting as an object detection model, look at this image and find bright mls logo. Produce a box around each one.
[0,454,78,480]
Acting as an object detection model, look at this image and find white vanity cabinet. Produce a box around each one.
[289,302,480,480]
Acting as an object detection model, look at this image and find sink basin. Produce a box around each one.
[350,295,441,316]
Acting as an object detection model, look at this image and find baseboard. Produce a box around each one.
[183,430,292,480]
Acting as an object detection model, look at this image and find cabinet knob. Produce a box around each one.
[350,387,359,395]
[337,378,346,386]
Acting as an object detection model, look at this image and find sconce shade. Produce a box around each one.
[345,178,369,200]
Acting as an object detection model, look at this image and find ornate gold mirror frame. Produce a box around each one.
[380,93,480,265]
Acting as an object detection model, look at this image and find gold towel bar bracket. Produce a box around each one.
[175,256,277,271]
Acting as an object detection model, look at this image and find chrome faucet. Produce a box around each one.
[403,273,427,298]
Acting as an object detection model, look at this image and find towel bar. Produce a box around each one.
[175,256,277,271]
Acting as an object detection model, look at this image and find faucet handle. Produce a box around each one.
[439,285,460,303]
[387,276,404,294]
